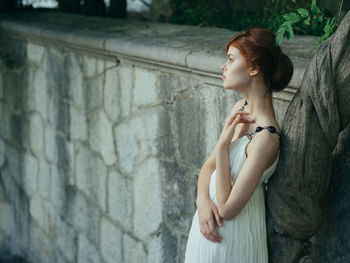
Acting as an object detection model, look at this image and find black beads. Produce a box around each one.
[239,99,281,141]
[267,126,276,133]
[255,125,277,134]
[256,126,263,132]
[246,125,281,140]
[238,99,248,111]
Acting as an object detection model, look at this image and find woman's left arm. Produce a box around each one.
[216,131,279,220]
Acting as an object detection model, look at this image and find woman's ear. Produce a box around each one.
[249,66,260,77]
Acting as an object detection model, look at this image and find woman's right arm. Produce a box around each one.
[196,98,244,203]
[195,98,245,243]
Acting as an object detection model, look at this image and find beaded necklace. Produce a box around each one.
[239,99,281,141]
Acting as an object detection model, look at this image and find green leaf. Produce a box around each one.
[285,24,294,39]
[297,8,309,18]
[317,15,324,22]
[304,16,310,25]
[275,25,287,46]
[311,0,321,15]
[282,12,301,23]
[324,17,337,34]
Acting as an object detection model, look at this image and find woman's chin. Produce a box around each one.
[223,85,235,91]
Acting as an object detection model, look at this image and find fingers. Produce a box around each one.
[213,208,223,227]
[225,111,253,126]
[200,223,215,242]
[232,114,255,125]
[201,224,221,243]
[208,220,222,242]
[209,200,223,226]
[200,221,222,243]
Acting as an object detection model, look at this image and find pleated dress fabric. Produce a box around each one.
[184,135,280,263]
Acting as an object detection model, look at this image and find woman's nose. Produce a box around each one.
[220,64,225,70]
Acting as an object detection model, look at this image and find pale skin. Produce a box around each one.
[196,45,281,243]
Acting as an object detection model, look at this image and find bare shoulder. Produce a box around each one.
[245,129,280,171]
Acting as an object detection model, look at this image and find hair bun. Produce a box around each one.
[270,53,293,92]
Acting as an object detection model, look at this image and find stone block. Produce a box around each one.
[66,53,85,109]
[147,226,177,263]
[100,217,122,263]
[55,217,77,262]
[114,108,158,174]
[158,72,192,103]
[27,42,45,64]
[173,85,228,169]
[119,66,133,117]
[159,160,197,230]
[29,112,44,157]
[1,202,16,238]
[33,66,48,121]
[0,137,6,168]
[44,125,58,163]
[50,164,68,212]
[123,233,146,263]
[23,153,38,198]
[38,157,51,200]
[0,71,3,100]
[147,232,162,263]
[66,191,100,243]
[133,157,162,241]
[107,171,132,231]
[104,67,121,123]
[47,90,70,136]
[80,56,105,78]
[86,73,104,111]
[88,110,116,166]
[78,233,102,263]
[0,102,10,141]
[45,47,67,100]
[155,105,176,159]
[75,144,107,211]
[5,145,22,185]
[27,223,53,263]
[29,195,45,229]
[70,105,87,142]
[133,68,158,109]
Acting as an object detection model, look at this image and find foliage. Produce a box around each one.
[169,0,343,46]
[275,0,344,46]
[169,0,219,27]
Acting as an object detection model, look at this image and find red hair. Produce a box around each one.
[224,27,293,93]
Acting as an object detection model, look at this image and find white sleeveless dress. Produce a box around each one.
[184,134,280,263]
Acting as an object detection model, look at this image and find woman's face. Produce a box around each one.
[220,45,253,91]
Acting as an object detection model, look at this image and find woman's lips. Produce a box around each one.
[222,75,226,80]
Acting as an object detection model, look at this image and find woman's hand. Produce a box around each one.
[218,110,255,148]
[197,196,223,243]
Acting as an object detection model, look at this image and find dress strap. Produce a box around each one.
[238,99,281,141]
[245,125,281,140]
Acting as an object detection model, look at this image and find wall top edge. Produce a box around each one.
[0,11,320,89]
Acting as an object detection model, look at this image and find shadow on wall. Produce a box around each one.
[0,254,30,263]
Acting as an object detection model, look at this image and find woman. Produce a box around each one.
[184,27,293,262]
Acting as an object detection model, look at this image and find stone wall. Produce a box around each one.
[0,10,341,263]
